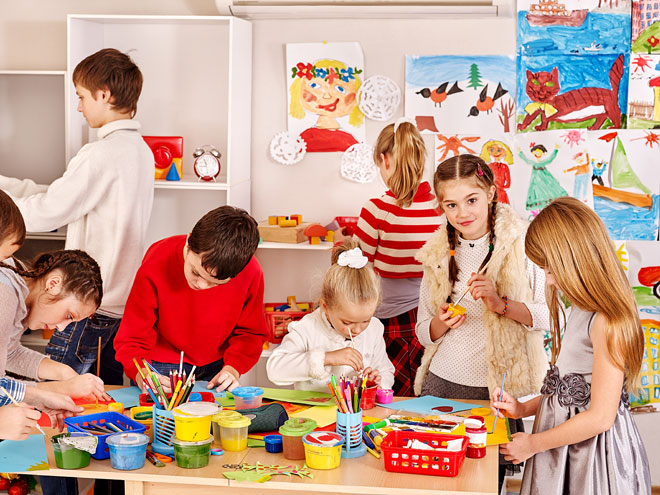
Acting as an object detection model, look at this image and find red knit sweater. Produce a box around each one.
[114,235,268,381]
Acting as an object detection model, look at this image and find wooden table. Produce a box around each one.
[20,399,498,495]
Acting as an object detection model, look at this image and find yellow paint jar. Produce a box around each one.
[302,432,343,470]
[216,414,251,452]
[211,410,241,445]
[108,402,124,413]
[448,303,466,318]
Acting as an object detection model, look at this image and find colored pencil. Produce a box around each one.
[132,357,160,405]
[167,380,183,411]
[179,351,184,377]
[96,336,101,376]
[327,383,342,410]
[492,372,507,434]
[169,370,174,393]
[0,386,46,436]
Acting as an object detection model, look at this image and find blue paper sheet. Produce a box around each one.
[107,386,142,408]
[192,380,227,398]
[380,395,481,415]
[0,434,49,472]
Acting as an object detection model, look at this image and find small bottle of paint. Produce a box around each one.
[464,416,487,459]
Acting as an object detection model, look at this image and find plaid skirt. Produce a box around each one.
[379,307,423,397]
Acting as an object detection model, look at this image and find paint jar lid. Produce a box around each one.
[172,437,213,447]
[216,414,251,428]
[232,386,264,398]
[302,431,343,447]
[279,417,317,436]
[106,432,149,447]
[264,435,283,453]
[212,410,241,423]
[174,402,219,417]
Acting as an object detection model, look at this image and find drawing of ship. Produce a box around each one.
[526,0,588,27]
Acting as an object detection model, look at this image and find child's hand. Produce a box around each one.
[362,367,381,386]
[137,370,172,394]
[23,387,84,415]
[52,373,109,401]
[0,404,42,441]
[490,387,522,419]
[324,347,364,371]
[467,273,503,314]
[208,365,240,393]
[500,432,537,464]
[438,303,466,329]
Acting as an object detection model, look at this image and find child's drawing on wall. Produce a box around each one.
[480,139,513,204]
[286,42,365,153]
[517,142,568,211]
[564,151,591,202]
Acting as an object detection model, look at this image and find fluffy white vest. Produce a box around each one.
[414,203,547,397]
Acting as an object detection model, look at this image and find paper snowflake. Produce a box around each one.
[270,131,307,165]
[341,143,378,184]
[357,75,401,121]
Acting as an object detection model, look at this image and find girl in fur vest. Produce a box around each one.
[414,154,550,484]
[267,239,395,392]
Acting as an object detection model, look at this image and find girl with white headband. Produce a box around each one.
[267,239,394,392]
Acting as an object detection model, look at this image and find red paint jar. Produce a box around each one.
[464,416,487,459]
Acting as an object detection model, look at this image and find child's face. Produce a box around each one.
[75,84,112,128]
[439,179,495,241]
[0,235,21,261]
[26,294,96,332]
[487,144,506,161]
[322,298,378,340]
[300,77,357,119]
[532,149,544,159]
[182,243,230,290]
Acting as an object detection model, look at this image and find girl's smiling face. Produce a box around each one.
[487,144,506,161]
[439,179,495,240]
[300,77,357,118]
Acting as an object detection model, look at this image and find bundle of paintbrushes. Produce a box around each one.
[327,374,368,414]
[132,356,197,410]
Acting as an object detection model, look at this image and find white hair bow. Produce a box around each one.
[394,116,415,133]
[337,248,368,269]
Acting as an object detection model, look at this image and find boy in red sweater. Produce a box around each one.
[114,206,268,392]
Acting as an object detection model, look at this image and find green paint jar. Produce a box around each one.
[279,417,317,460]
[172,437,212,469]
[51,433,92,469]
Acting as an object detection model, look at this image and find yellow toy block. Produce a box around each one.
[154,158,182,180]
[268,216,278,225]
[325,230,334,243]
[279,219,297,227]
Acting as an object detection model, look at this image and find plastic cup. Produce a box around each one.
[172,437,213,468]
[303,432,343,470]
[216,414,251,451]
[231,387,264,410]
[279,417,317,460]
[376,388,394,404]
[360,383,378,410]
[51,433,92,469]
[212,410,241,445]
[106,433,149,470]
[172,402,219,442]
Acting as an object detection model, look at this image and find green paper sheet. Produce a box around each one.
[260,388,335,406]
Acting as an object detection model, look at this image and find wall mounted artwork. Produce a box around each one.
[405,55,516,134]
[632,0,660,52]
[628,54,660,127]
[286,42,365,153]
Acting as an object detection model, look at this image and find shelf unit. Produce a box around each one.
[66,15,252,246]
[258,241,333,250]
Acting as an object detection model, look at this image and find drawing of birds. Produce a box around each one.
[468,82,508,117]
[417,82,462,107]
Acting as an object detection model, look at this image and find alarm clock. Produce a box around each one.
[192,145,221,182]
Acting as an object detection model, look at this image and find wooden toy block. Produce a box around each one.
[277,216,288,224]
[279,219,297,227]
[258,221,314,243]
[268,216,278,225]
[304,224,328,245]
[291,214,303,224]
[325,230,335,243]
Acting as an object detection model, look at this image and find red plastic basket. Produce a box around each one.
[264,302,313,343]
[380,431,468,477]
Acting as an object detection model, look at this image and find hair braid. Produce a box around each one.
[447,222,459,288]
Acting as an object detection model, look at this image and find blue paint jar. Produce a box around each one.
[106,433,149,470]
[264,434,283,453]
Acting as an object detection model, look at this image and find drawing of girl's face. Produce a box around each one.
[300,77,357,118]
[532,148,545,159]
[487,143,506,161]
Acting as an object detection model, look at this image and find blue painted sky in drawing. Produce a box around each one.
[406,55,516,93]
[517,53,629,116]
[518,12,631,56]
[594,195,660,240]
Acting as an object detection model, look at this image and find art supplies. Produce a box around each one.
[172,437,213,469]
[387,395,481,415]
[0,385,46,436]
[492,372,507,434]
[106,432,149,470]
[449,256,496,316]
[0,434,49,472]
[381,431,468,477]
[302,432,343,469]
[279,417,317,460]
[132,358,160,406]
[465,416,487,458]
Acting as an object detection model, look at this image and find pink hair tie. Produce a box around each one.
[477,165,484,176]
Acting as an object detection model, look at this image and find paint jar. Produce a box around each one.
[172,437,213,469]
[232,386,264,410]
[130,406,154,443]
[336,410,366,458]
[172,402,219,442]
[211,410,241,445]
[359,382,378,410]
[302,432,343,470]
[464,416,487,459]
[264,434,283,453]
[279,417,317,460]
[216,414,251,451]
[106,433,149,470]
[108,402,124,413]
[51,433,93,469]
[376,388,394,404]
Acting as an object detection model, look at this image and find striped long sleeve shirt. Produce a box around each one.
[0,377,26,406]
[355,182,442,279]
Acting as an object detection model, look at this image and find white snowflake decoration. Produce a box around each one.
[341,143,378,184]
[357,75,401,121]
[269,131,306,165]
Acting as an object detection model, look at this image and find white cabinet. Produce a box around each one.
[66,15,252,245]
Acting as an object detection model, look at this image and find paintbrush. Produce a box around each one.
[1,386,46,435]
[453,255,496,307]
[491,372,507,434]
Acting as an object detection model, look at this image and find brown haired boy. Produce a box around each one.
[0,48,154,387]
[114,206,269,393]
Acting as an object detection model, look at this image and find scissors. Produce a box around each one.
[148,450,173,463]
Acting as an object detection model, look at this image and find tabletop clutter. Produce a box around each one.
[47,366,505,479]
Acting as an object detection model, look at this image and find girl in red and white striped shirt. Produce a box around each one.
[355,119,442,396]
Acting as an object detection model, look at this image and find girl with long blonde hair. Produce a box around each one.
[492,197,650,495]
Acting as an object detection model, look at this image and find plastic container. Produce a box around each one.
[360,383,378,411]
[172,402,219,442]
[138,391,215,407]
[376,388,394,404]
[108,402,124,413]
[212,410,242,445]
[231,387,264,410]
[65,412,147,460]
[172,437,213,469]
[151,405,176,456]
[130,406,154,443]
[279,417,317,460]
[264,302,314,342]
[51,433,93,469]
[264,434,283,453]
[216,414,251,451]
[106,433,149,471]
[380,431,468,477]
[302,432,343,470]
[465,416,487,459]
[336,410,365,458]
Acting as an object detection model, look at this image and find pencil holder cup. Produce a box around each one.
[376,388,394,404]
[151,405,176,456]
[360,383,378,410]
[336,410,366,458]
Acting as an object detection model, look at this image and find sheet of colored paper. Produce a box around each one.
[384,395,481,415]
[452,412,511,445]
[260,388,335,406]
[107,386,142,408]
[290,405,337,427]
[0,434,49,471]
[193,380,227,398]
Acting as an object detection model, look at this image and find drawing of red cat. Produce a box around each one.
[518,55,624,132]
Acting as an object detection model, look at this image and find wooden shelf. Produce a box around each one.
[258,241,333,251]
[154,176,230,191]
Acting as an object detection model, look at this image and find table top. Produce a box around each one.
[24,395,498,495]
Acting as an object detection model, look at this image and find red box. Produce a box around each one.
[380,431,468,477]
[264,302,313,343]
[335,216,358,236]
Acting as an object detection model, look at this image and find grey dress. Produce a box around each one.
[521,306,651,495]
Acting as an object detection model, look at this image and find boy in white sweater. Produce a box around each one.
[0,48,154,387]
